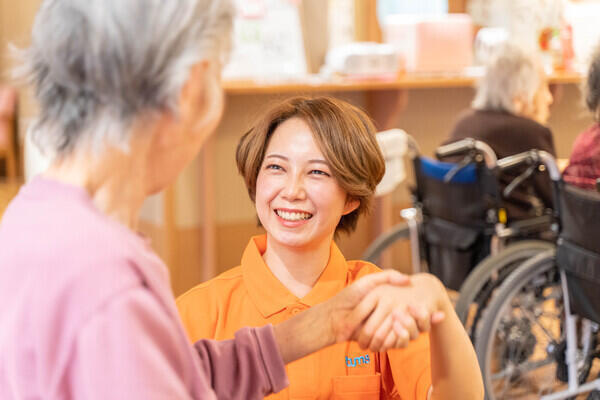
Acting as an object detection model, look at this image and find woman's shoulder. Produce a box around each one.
[176,266,244,306]
[346,260,384,281]
[176,266,245,341]
[474,111,555,153]
[447,108,479,139]
[489,111,553,137]
[512,116,555,152]
[573,123,600,150]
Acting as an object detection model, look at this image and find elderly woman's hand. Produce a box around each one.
[325,270,414,346]
[350,273,448,351]
[272,270,439,363]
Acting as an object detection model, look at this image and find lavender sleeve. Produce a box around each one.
[68,288,198,400]
[194,325,289,399]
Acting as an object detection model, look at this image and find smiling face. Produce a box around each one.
[255,117,359,251]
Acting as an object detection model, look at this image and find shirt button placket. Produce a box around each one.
[289,304,304,315]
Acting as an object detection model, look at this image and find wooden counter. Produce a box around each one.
[223,70,582,95]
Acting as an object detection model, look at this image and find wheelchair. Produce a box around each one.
[474,150,600,400]
[364,134,554,341]
[363,135,502,290]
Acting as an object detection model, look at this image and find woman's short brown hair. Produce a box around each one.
[236,96,385,234]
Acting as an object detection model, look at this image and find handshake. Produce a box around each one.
[273,270,451,363]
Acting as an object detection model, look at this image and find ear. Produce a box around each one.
[152,60,214,148]
[177,59,224,144]
[179,60,210,123]
[512,96,526,115]
[342,197,360,216]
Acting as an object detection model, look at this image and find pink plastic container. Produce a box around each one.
[382,14,473,73]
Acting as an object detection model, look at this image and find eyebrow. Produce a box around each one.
[265,154,329,165]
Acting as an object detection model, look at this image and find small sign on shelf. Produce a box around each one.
[223,0,307,80]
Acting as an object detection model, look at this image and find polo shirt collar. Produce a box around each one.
[242,235,348,318]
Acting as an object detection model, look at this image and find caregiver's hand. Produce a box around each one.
[273,270,419,363]
[351,273,448,351]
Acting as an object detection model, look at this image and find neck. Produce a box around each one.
[262,235,333,298]
[44,141,149,230]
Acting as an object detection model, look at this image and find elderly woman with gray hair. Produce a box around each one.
[0,1,430,399]
[445,43,556,221]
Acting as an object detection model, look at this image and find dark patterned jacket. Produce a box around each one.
[563,123,600,191]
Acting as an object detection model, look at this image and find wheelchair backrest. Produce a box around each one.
[557,182,600,254]
[413,156,500,227]
[412,156,500,290]
[555,181,600,323]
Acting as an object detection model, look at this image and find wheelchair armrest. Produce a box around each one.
[499,214,555,238]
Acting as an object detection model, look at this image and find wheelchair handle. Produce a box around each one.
[436,138,497,168]
[496,150,561,181]
[436,138,475,158]
[537,150,561,181]
[496,151,536,171]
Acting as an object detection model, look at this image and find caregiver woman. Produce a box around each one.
[0,0,430,399]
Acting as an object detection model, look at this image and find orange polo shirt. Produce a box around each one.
[177,235,432,400]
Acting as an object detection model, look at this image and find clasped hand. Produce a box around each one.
[326,270,446,352]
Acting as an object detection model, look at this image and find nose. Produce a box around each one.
[281,174,306,201]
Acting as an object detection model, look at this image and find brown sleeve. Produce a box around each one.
[194,325,289,399]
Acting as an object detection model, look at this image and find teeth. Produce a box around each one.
[276,210,312,221]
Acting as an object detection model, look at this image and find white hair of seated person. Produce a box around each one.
[472,42,553,124]
[23,0,233,160]
[585,42,600,121]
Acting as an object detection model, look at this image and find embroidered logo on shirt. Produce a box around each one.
[345,355,370,367]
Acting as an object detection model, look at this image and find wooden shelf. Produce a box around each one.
[223,70,583,95]
[546,70,584,85]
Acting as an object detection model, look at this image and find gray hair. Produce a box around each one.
[23,0,233,158]
[585,42,600,120]
[472,43,540,114]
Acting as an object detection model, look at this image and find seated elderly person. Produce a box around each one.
[563,43,600,191]
[444,43,556,221]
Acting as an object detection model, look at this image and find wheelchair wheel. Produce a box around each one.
[455,240,555,341]
[589,389,600,400]
[362,222,411,264]
[476,250,596,400]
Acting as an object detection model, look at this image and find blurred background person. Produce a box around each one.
[563,43,600,191]
[444,43,556,221]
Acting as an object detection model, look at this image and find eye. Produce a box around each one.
[310,169,330,177]
[266,164,283,171]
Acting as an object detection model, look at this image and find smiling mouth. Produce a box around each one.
[275,209,313,222]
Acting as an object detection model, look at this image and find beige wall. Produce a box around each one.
[0,0,41,86]
[1,0,42,174]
